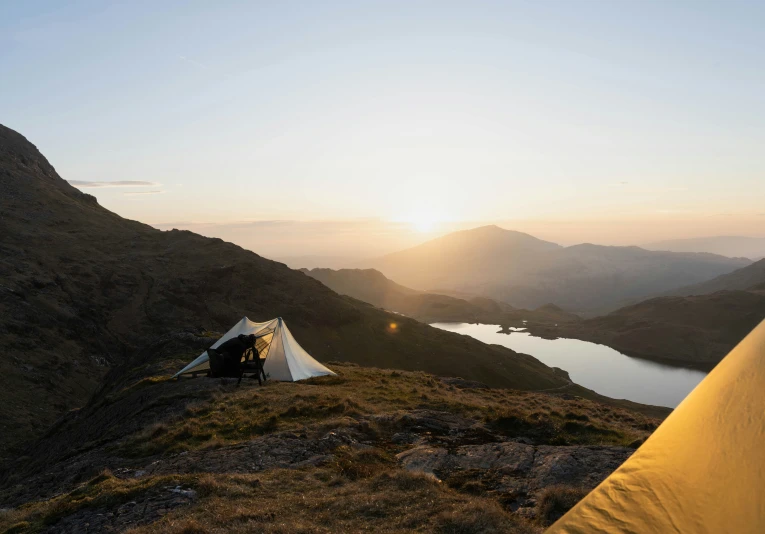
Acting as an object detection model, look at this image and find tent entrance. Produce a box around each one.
[251,329,275,361]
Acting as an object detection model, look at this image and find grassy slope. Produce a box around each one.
[0,331,662,533]
[121,367,655,458]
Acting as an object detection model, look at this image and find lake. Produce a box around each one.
[431,322,708,408]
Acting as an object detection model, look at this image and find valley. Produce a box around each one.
[302,267,580,326]
[307,264,765,371]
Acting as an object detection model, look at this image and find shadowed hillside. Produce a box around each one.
[673,258,765,296]
[524,259,765,368]
[301,267,580,325]
[0,125,571,456]
[533,289,765,368]
[364,226,749,314]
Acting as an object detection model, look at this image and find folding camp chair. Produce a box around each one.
[239,350,267,386]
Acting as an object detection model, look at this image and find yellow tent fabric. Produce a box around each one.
[548,319,765,534]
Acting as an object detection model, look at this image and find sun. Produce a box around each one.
[411,217,436,233]
[405,211,442,233]
[393,208,445,233]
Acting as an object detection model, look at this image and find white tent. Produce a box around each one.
[548,318,765,534]
[173,317,335,382]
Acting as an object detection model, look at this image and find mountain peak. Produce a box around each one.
[472,224,503,232]
[463,225,535,237]
[1,123,96,206]
[0,124,55,176]
[379,225,561,259]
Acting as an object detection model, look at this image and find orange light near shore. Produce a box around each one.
[389,322,398,330]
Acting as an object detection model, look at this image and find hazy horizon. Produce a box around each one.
[4,0,765,260]
[150,218,765,267]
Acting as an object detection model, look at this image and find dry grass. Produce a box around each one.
[118,364,658,457]
[0,470,190,533]
[434,501,533,534]
[0,363,662,533]
[1,467,542,533]
[535,485,591,527]
[134,469,538,534]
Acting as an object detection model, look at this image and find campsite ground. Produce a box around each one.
[0,332,661,533]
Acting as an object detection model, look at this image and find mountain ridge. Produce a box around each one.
[644,235,765,260]
[362,225,750,313]
[672,258,765,296]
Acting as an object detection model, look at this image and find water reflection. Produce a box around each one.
[431,322,707,408]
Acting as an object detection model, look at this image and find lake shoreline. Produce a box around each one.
[518,323,719,373]
[508,324,718,373]
[432,322,708,408]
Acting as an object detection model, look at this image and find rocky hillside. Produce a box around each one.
[533,289,765,368]
[301,267,580,325]
[0,124,573,456]
[363,226,749,314]
[0,330,664,533]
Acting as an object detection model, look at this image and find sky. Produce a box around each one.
[2,0,765,260]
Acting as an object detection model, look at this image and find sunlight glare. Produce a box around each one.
[402,210,444,233]
[412,217,435,233]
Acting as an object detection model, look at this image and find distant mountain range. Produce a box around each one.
[301,267,580,325]
[363,225,750,314]
[644,236,765,260]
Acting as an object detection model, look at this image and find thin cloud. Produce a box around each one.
[610,184,688,193]
[123,190,164,196]
[69,180,159,188]
[178,55,206,68]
